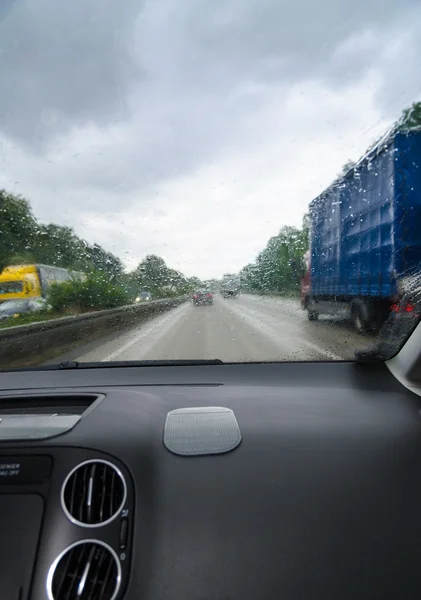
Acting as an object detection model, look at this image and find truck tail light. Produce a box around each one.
[404,302,415,312]
[391,302,416,313]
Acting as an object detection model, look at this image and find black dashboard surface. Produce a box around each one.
[1,361,421,600]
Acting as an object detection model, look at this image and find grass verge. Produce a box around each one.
[0,311,67,329]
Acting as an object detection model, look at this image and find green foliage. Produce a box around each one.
[202,278,219,291]
[0,190,38,271]
[188,276,202,290]
[131,255,171,292]
[0,189,124,282]
[239,217,309,294]
[340,160,356,176]
[48,274,130,313]
[0,311,58,330]
[399,101,421,130]
[338,101,421,179]
[87,244,123,281]
[246,101,421,297]
[128,254,194,299]
[31,223,86,269]
[1,189,195,312]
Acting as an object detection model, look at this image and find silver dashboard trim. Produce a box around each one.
[46,538,122,600]
[61,458,127,528]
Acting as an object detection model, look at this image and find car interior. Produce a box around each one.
[2,1,421,599]
[1,321,421,600]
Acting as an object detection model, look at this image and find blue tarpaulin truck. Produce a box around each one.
[301,129,421,333]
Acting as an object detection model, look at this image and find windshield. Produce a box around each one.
[0,1,420,368]
[0,281,24,294]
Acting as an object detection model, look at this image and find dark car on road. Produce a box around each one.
[192,290,214,306]
[222,288,239,298]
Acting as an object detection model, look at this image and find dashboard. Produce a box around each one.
[0,361,421,599]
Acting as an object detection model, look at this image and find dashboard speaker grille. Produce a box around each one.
[47,540,121,600]
[164,406,242,455]
[62,460,126,527]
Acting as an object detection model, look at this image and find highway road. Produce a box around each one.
[72,294,375,363]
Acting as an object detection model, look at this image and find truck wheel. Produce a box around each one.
[307,309,318,321]
[351,303,369,335]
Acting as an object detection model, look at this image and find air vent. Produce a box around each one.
[62,460,127,527]
[47,540,121,600]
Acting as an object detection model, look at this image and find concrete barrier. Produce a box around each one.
[0,296,187,369]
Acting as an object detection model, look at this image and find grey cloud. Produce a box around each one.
[138,0,417,90]
[1,0,418,151]
[0,0,143,146]
[1,0,421,276]
[97,0,421,194]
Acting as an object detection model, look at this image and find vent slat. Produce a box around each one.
[99,464,107,522]
[99,549,117,599]
[49,542,119,600]
[55,546,75,598]
[86,463,96,525]
[62,460,126,526]
[79,465,89,523]
[63,544,88,600]
[88,545,108,598]
[80,545,97,599]
[68,468,78,517]
[109,468,116,518]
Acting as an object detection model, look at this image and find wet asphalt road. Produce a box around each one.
[72,294,375,363]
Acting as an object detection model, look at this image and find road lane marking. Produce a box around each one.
[221,298,344,361]
[77,302,190,362]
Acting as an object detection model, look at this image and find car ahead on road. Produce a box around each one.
[135,290,151,302]
[192,290,214,306]
[222,288,239,298]
[0,298,51,321]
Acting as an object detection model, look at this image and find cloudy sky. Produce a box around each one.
[0,0,420,278]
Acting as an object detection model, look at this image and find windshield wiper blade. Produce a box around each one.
[355,311,420,363]
[354,347,390,362]
[3,359,224,371]
[82,359,224,368]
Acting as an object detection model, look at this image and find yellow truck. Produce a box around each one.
[0,264,83,303]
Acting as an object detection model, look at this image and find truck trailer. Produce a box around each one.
[301,129,421,333]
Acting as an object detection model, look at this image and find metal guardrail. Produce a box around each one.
[0,296,188,369]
